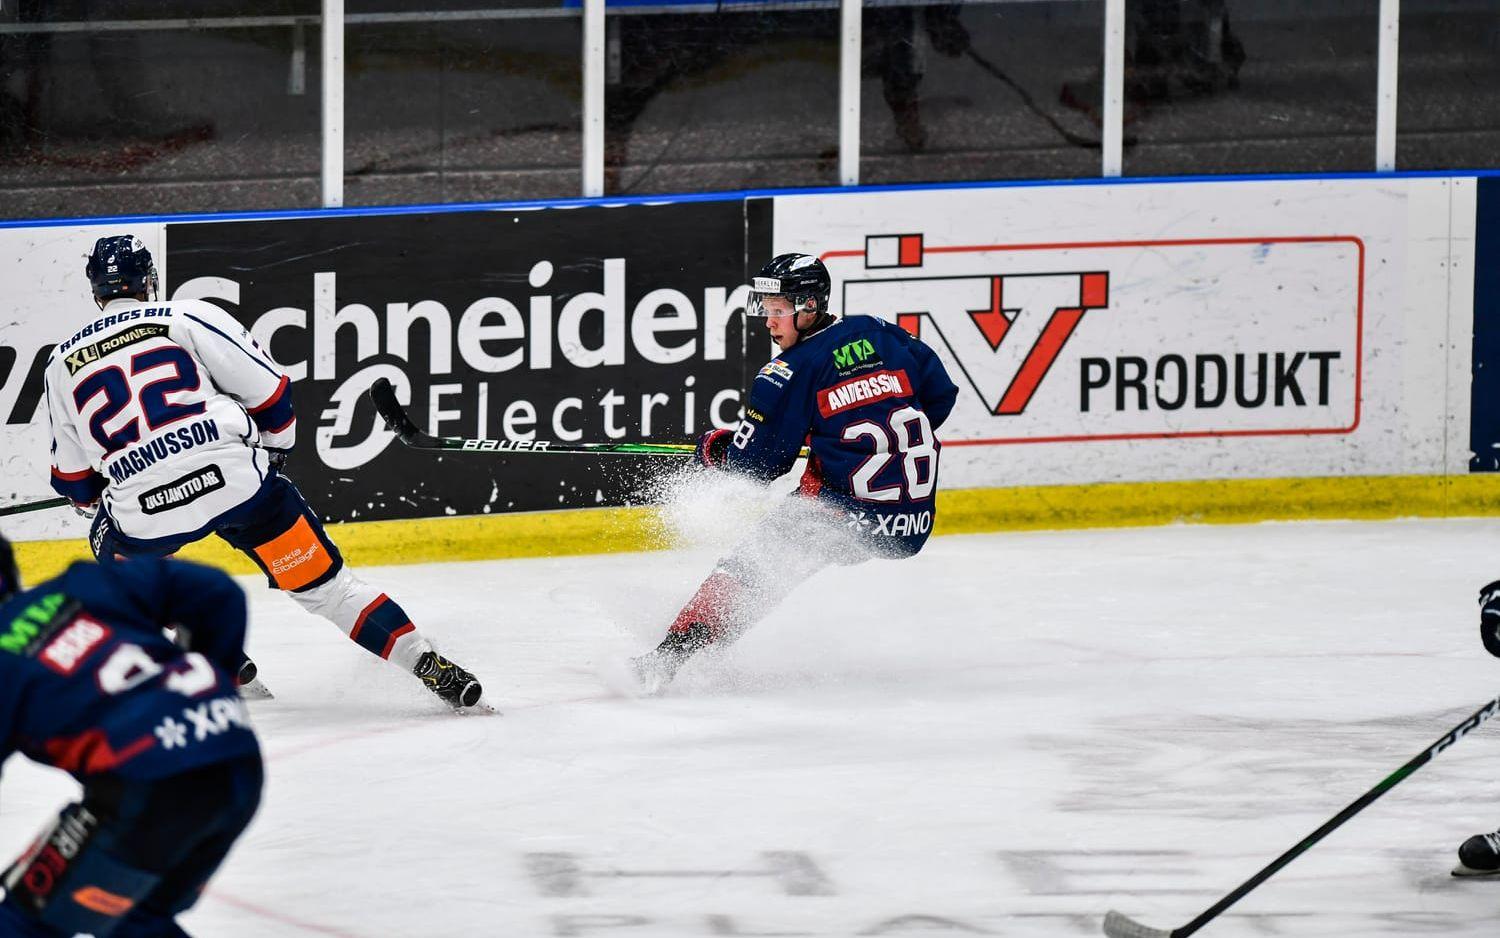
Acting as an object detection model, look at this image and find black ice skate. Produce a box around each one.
[1454,830,1500,876]
[414,651,484,709]
[630,622,712,695]
[237,658,273,700]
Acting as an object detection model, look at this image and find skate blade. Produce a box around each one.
[454,702,499,716]
[238,677,274,700]
[452,694,500,716]
[1452,862,1500,877]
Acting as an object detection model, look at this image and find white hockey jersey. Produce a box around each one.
[45,297,296,544]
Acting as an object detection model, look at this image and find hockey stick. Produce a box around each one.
[1103,692,1500,938]
[367,378,697,457]
[0,496,71,517]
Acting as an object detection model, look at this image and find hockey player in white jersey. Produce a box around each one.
[43,235,485,710]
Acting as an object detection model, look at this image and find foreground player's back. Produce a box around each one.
[0,557,259,781]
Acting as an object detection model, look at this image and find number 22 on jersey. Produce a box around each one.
[72,346,206,455]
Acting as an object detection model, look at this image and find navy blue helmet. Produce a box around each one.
[748,253,831,317]
[86,235,158,303]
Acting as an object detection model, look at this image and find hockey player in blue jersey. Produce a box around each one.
[1452,581,1500,874]
[0,532,263,938]
[632,253,960,691]
[44,235,483,710]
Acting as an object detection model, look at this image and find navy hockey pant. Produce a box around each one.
[668,494,926,645]
[0,755,263,937]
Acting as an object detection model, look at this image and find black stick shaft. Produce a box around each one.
[1171,693,1500,937]
[0,496,71,517]
[367,378,809,459]
[966,47,1102,150]
[369,377,695,457]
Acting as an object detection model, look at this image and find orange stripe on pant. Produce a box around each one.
[252,516,335,592]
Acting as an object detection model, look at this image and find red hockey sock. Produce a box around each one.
[668,571,743,644]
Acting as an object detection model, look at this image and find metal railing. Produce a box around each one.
[0,0,1411,208]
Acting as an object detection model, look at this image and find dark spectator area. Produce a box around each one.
[1,0,1498,219]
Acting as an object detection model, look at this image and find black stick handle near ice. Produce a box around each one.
[1103,692,1500,938]
[0,497,71,517]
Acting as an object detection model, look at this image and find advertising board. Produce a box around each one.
[771,179,1459,488]
[163,202,756,521]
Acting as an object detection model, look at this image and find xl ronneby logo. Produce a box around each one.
[825,232,1362,443]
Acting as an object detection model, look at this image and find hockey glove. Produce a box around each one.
[265,448,291,473]
[72,501,99,521]
[694,428,733,469]
[1481,580,1500,657]
[88,513,120,563]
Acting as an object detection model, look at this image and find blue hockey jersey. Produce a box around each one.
[724,315,959,552]
[0,559,258,782]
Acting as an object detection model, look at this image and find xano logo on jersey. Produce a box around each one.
[845,509,933,537]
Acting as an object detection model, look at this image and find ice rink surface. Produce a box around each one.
[8,515,1500,937]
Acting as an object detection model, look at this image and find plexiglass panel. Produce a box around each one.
[344,2,583,206]
[8,0,1496,221]
[1122,0,1378,177]
[0,2,322,219]
[860,0,1106,185]
[1397,1,1500,171]
[605,4,840,196]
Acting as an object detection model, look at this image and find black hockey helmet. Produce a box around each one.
[86,235,158,303]
[0,532,17,605]
[748,253,831,318]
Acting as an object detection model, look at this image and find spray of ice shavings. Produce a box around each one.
[638,462,793,553]
[626,457,917,696]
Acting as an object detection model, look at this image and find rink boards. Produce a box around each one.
[4,173,1500,575]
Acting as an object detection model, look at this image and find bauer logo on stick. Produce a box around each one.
[459,439,552,453]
